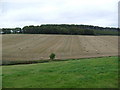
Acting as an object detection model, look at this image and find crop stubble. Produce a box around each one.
[2,34,118,61]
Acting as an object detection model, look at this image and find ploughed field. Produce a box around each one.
[2,34,118,61]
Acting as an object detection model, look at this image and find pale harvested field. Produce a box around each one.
[2,34,118,61]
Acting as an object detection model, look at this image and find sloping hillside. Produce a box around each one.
[2,34,118,61]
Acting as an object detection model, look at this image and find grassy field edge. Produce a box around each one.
[2,56,118,66]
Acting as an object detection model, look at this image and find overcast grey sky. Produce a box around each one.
[0,0,119,28]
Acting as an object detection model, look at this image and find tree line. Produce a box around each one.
[0,24,119,35]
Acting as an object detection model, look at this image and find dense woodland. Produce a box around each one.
[0,24,119,35]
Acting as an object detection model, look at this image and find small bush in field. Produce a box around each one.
[49,53,56,60]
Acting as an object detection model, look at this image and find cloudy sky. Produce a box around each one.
[0,0,119,28]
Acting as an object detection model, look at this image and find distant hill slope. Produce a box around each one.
[2,34,118,62]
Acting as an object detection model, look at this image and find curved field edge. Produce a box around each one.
[1,56,117,65]
[2,56,118,88]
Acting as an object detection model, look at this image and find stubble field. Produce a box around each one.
[2,34,118,61]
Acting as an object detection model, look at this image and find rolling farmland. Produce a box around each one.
[2,34,118,61]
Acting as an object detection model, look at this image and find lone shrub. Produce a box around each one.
[49,53,56,60]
